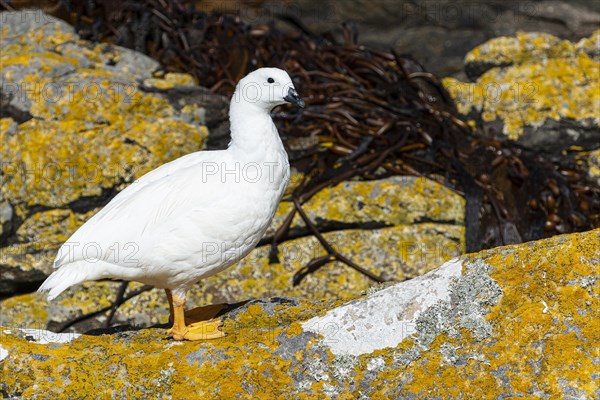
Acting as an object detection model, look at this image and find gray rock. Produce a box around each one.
[0,9,76,41]
[302,257,502,356]
[1,229,597,398]
[107,46,160,80]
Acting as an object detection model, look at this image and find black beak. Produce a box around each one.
[283,87,305,108]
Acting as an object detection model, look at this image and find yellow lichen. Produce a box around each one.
[144,72,197,89]
[0,293,48,327]
[1,117,205,210]
[268,176,464,238]
[367,228,600,398]
[204,223,464,303]
[465,31,577,65]
[0,20,78,48]
[1,51,80,69]
[445,31,600,139]
[1,230,597,397]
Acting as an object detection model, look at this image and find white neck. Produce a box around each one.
[227,93,282,155]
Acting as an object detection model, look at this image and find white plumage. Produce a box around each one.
[38,68,304,340]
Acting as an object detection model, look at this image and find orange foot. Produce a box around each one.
[169,318,226,341]
[165,289,227,341]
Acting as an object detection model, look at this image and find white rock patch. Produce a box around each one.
[18,329,81,344]
[302,258,463,356]
[0,344,8,361]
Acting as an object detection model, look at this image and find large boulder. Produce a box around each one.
[1,228,597,398]
[443,31,600,152]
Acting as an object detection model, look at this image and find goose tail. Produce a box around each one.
[37,262,92,300]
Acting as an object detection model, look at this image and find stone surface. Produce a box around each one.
[0,11,210,294]
[1,229,597,398]
[444,31,600,151]
[265,175,464,238]
[303,258,465,356]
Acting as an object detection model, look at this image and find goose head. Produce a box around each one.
[232,67,305,111]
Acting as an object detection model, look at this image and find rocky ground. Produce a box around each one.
[1,229,598,398]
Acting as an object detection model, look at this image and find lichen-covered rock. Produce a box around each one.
[443,31,600,151]
[0,11,209,294]
[266,176,464,238]
[1,229,597,398]
[461,31,597,78]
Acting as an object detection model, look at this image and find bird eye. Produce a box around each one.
[267,77,274,83]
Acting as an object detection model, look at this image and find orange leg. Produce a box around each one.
[165,289,174,324]
[165,289,225,341]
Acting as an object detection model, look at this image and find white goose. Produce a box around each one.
[38,68,304,340]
